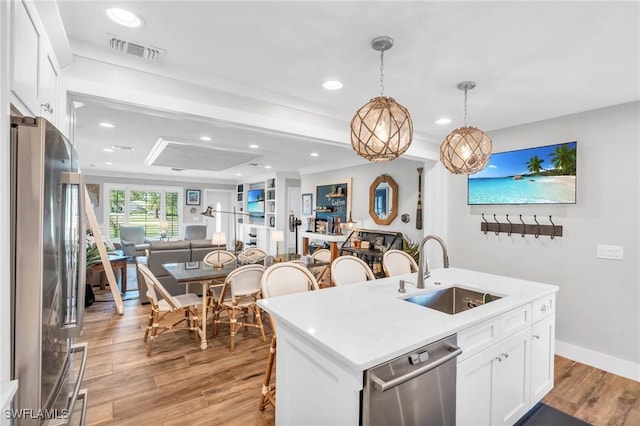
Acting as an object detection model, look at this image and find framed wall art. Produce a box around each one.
[302,193,313,216]
[186,189,201,205]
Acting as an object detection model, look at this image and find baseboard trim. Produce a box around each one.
[556,340,639,382]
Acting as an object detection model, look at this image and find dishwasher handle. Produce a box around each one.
[370,345,463,392]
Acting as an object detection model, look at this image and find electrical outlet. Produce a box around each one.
[597,244,624,260]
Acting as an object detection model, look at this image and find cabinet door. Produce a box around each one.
[457,348,495,426]
[38,52,58,123]
[492,328,531,426]
[11,0,40,113]
[530,315,555,404]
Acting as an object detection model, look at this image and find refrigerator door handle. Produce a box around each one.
[60,172,86,336]
[44,343,89,426]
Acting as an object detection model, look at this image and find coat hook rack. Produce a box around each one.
[481,214,563,238]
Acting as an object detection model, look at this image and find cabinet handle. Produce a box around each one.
[495,356,502,362]
[540,304,549,312]
[501,352,509,359]
[533,334,540,339]
[41,103,53,113]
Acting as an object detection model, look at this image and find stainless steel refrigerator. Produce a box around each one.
[10,116,88,426]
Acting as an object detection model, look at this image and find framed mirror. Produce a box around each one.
[369,174,398,225]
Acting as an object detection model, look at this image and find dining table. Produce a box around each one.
[163,253,331,350]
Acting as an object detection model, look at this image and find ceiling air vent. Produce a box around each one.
[107,35,165,61]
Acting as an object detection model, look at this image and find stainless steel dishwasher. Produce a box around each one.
[362,334,462,426]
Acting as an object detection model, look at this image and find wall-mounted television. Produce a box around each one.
[468,141,577,205]
[247,188,265,216]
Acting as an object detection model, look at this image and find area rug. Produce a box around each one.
[515,403,592,426]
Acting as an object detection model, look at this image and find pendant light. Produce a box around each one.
[351,36,413,162]
[440,81,492,174]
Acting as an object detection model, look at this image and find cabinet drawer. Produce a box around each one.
[500,303,531,337]
[532,294,555,323]
[458,317,500,362]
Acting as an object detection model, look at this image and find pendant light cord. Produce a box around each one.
[464,88,468,127]
[379,48,385,97]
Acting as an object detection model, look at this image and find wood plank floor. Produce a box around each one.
[80,265,639,425]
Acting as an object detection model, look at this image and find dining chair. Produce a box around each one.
[310,248,332,287]
[137,263,202,356]
[331,255,375,286]
[238,247,268,264]
[203,249,238,295]
[203,249,237,267]
[258,263,319,411]
[382,249,419,277]
[212,264,266,351]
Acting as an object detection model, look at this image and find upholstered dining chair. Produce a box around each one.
[331,255,375,286]
[382,249,419,277]
[258,263,319,411]
[310,248,332,287]
[137,263,202,356]
[212,264,266,351]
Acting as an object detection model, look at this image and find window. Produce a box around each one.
[106,184,182,239]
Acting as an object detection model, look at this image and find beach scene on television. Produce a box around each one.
[468,141,577,205]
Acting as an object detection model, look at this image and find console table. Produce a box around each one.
[87,254,129,293]
[301,232,347,260]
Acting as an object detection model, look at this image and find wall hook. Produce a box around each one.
[493,214,500,235]
[519,215,526,237]
[506,214,513,236]
[533,215,540,238]
[482,214,488,235]
[549,215,556,239]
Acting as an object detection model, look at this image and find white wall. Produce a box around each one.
[445,102,640,379]
[301,157,427,244]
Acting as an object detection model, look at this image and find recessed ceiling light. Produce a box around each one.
[106,7,143,28]
[200,136,211,141]
[249,144,259,149]
[436,118,452,125]
[103,148,114,153]
[264,165,272,169]
[105,162,113,165]
[310,152,319,157]
[99,122,115,128]
[236,173,242,176]
[323,80,343,90]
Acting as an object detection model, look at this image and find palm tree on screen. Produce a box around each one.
[549,144,577,175]
[526,156,544,175]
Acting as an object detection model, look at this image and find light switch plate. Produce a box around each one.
[597,244,624,260]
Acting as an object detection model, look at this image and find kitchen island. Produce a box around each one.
[258,267,558,425]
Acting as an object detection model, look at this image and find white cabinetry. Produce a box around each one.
[457,303,532,426]
[457,294,556,426]
[9,0,60,125]
[530,295,555,403]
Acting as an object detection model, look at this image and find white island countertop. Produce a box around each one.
[258,267,558,372]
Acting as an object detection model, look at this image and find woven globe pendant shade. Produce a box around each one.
[440,126,492,174]
[350,96,413,162]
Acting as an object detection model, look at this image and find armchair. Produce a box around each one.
[119,226,150,258]
[184,225,207,240]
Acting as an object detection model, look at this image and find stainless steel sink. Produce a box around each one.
[403,286,502,315]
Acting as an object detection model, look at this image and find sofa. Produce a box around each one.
[119,226,150,258]
[136,239,223,304]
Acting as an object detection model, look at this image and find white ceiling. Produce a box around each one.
[56,1,640,182]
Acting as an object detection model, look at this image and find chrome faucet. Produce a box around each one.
[417,235,450,289]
